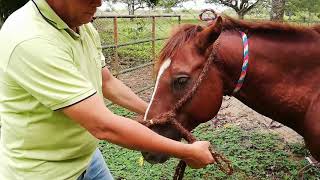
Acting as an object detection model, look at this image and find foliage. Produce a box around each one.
[270,0,286,21]
[205,0,263,19]
[103,0,188,15]
[0,0,28,24]
[156,0,186,9]
[104,0,147,15]
[246,0,271,19]
[108,104,136,118]
[285,0,320,20]
[103,0,160,15]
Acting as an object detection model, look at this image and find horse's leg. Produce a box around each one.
[304,93,320,161]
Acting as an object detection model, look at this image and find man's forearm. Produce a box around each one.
[97,113,192,159]
[63,94,214,168]
[102,76,147,115]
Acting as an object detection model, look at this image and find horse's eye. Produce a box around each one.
[172,75,190,91]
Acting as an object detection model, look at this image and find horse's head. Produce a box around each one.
[142,17,224,164]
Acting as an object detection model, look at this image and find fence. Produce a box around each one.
[92,15,181,106]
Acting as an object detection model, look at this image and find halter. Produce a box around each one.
[139,12,254,179]
[233,31,249,94]
[139,35,234,180]
[199,9,250,94]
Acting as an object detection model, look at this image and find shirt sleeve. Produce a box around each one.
[87,23,106,68]
[7,38,96,110]
[100,51,106,68]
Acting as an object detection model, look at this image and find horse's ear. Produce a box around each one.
[196,16,223,52]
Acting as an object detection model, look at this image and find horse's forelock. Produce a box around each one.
[154,24,204,77]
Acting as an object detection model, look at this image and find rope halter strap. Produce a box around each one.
[233,31,249,94]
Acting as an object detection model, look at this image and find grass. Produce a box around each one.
[99,106,320,180]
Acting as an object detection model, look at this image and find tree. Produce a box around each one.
[270,0,286,21]
[285,0,320,21]
[157,0,186,9]
[104,0,159,15]
[104,0,188,15]
[205,0,262,19]
[0,0,28,24]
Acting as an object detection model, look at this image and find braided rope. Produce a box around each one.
[233,31,249,94]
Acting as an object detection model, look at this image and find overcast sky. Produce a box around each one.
[98,0,226,12]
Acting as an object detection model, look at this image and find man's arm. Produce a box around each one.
[101,67,147,115]
[62,94,214,169]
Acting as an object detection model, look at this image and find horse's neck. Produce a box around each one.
[216,31,249,95]
[215,30,320,133]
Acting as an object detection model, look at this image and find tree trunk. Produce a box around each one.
[270,0,286,21]
[127,1,134,15]
[131,2,135,15]
[0,16,4,28]
[238,12,245,19]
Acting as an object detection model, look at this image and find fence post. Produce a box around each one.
[151,16,156,61]
[178,15,181,25]
[113,17,120,77]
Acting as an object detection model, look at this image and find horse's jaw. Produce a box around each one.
[141,122,184,164]
[142,151,171,164]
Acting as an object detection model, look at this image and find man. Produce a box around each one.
[0,0,214,179]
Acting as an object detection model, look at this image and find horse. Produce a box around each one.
[141,15,320,165]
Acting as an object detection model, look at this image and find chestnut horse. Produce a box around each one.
[142,16,320,164]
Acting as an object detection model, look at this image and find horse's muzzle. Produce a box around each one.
[141,151,170,164]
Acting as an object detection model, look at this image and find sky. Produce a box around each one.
[98,0,226,12]
[174,0,223,11]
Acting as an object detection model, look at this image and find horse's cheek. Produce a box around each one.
[186,83,223,122]
[204,80,223,119]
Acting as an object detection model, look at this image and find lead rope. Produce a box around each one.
[139,116,233,180]
[170,119,233,180]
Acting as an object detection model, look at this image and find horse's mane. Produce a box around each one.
[155,16,319,73]
[222,16,316,33]
[312,24,320,33]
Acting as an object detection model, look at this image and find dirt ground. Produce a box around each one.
[118,65,304,145]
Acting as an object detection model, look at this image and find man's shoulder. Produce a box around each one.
[82,22,102,47]
[0,3,68,70]
[0,2,60,45]
[82,23,99,39]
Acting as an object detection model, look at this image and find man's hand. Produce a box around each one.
[183,141,215,169]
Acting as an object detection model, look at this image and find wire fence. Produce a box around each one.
[92,14,182,106]
[93,14,181,74]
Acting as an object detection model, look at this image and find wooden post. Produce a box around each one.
[178,15,181,25]
[113,17,120,77]
[151,16,156,61]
